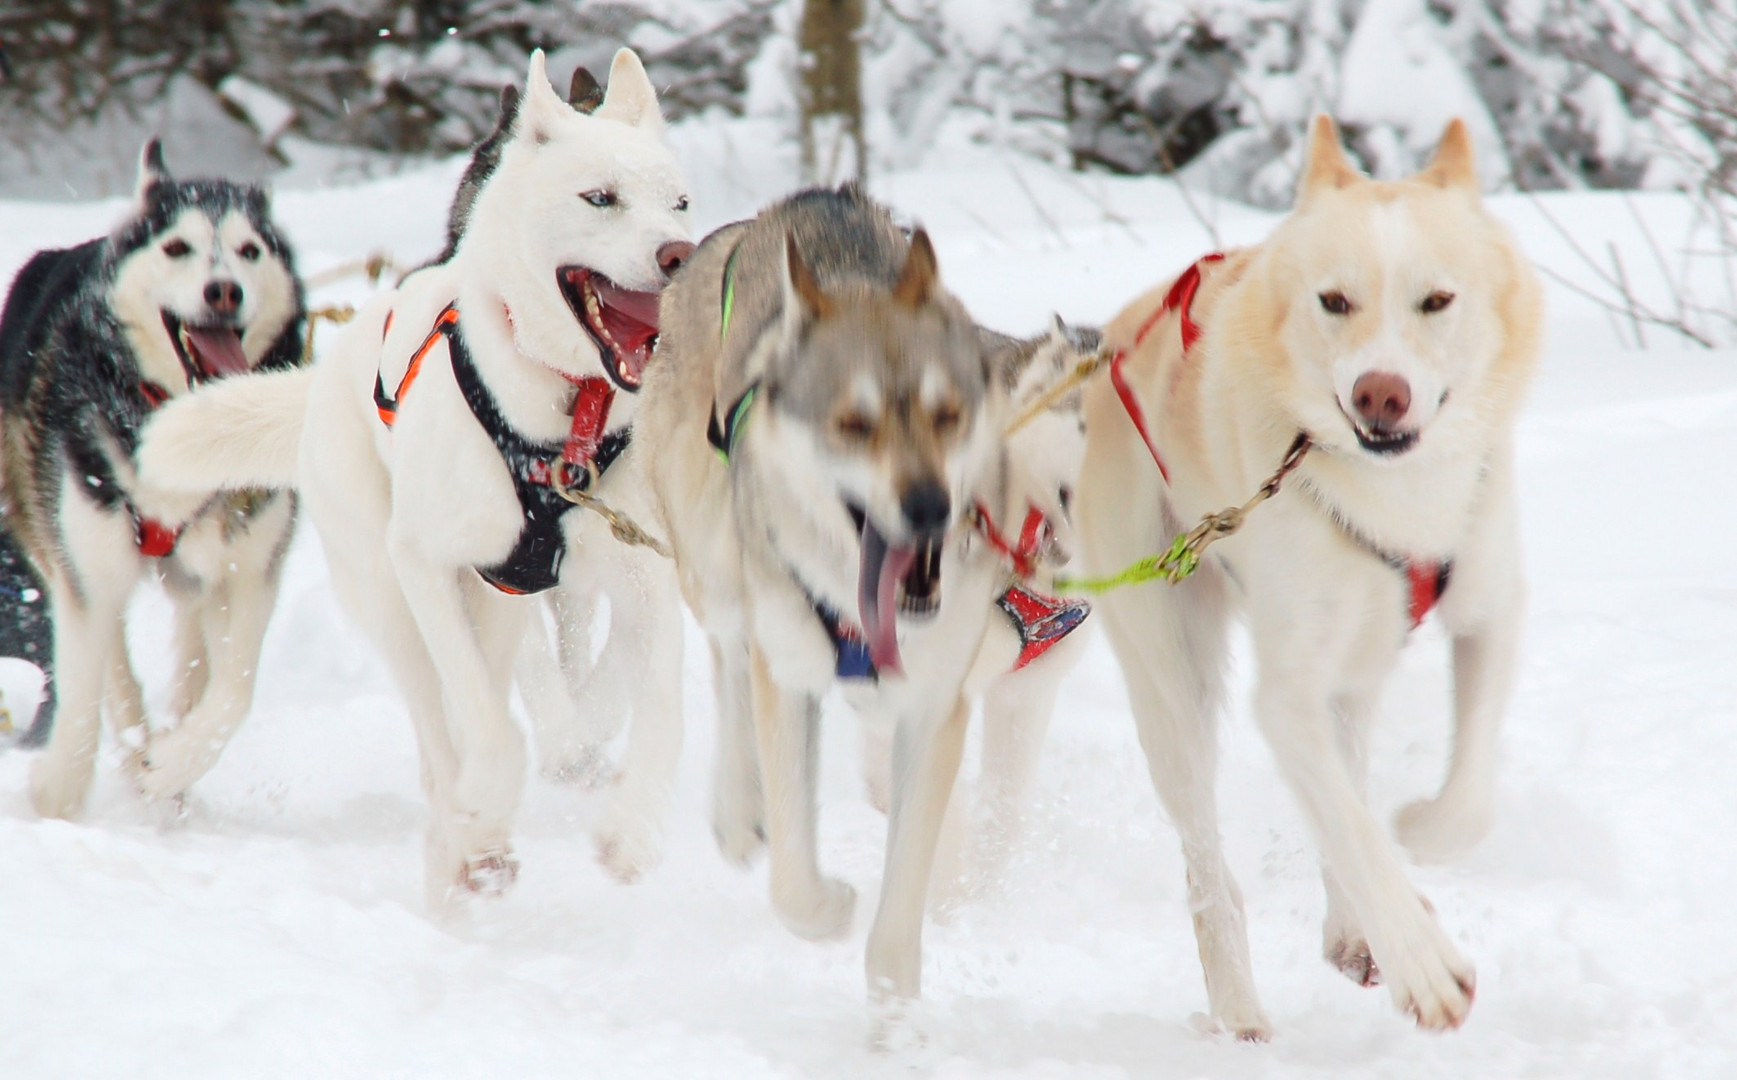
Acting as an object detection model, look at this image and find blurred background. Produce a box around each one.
[0,0,1729,207]
[1,1,1731,344]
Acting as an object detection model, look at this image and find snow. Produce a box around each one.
[2,129,1736,1078]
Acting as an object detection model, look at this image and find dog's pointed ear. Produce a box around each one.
[495,84,521,128]
[595,48,663,130]
[1298,115,1361,207]
[784,232,833,321]
[568,66,604,114]
[517,49,568,146]
[1418,118,1479,193]
[135,137,170,206]
[893,229,939,308]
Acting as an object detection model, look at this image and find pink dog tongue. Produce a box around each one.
[858,522,916,677]
[183,326,250,378]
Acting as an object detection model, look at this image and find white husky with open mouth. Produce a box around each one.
[137,49,693,903]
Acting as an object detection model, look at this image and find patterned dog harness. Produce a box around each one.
[374,303,629,595]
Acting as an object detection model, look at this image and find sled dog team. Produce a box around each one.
[0,48,1541,1039]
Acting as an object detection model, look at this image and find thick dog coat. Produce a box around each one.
[636,185,1012,1021]
[0,142,303,815]
[1076,117,1541,1036]
[137,50,692,901]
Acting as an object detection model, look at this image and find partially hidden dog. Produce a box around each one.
[136,49,693,901]
[637,183,1030,1022]
[0,141,304,816]
[858,319,1097,905]
[1076,116,1541,1036]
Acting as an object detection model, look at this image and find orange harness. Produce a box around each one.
[371,303,629,595]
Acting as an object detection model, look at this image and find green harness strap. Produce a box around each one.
[708,243,755,464]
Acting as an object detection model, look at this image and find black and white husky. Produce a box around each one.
[0,141,304,817]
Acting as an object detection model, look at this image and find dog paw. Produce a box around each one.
[711,802,766,867]
[541,745,614,791]
[459,849,520,897]
[1326,935,1382,988]
[135,728,217,803]
[29,755,91,820]
[594,821,661,885]
[1188,1009,1274,1043]
[1396,795,1493,865]
[1374,902,1476,1030]
[774,876,857,942]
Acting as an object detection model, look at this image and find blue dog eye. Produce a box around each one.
[581,190,617,208]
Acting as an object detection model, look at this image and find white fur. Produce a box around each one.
[1075,118,1540,1037]
[135,49,692,902]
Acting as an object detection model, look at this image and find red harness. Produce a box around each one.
[1110,253,1447,627]
[132,378,181,557]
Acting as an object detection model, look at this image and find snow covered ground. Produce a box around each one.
[1,132,1735,1078]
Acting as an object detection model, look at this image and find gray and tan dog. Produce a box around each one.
[635,184,1012,1022]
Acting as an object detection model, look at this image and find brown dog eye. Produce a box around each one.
[836,412,875,441]
[932,402,961,435]
[163,239,191,258]
[238,241,261,262]
[1421,291,1455,314]
[1319,291,1353,315]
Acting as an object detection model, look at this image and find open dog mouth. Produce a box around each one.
[849,503,945,677]
[1341,406,1419,457]
[558,267,660,392]
[161,311,250,383]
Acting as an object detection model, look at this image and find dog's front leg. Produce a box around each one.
[390,540,528,898]
[138,554,287,802]
[104,620,148,774]
[590,557,686,884]
[748,641,855,940]
[30,583,124,819]
[1253,661,1476,1030]
[864,693,969,1010]
[710,633,764,865]
[1398,472,1524,864]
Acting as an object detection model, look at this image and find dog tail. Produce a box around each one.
[137,367,311,493]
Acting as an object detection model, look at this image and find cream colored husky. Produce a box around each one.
[1076,117,1541,1036]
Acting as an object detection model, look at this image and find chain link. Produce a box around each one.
[1056,434,1312,594]
[550,459,673,559]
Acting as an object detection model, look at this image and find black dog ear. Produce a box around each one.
[135,137,170,206]
[568,66,604,113]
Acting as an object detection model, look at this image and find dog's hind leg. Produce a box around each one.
[590,556,685,884]
[710,634,764,865]
[1398,473,1522,864]
[748,643,854,940]
[1110,566,1272,1042]
[864,693,970,1009]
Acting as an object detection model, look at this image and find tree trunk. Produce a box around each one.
[798,0,865,186]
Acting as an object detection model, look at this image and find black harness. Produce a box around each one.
[377,304,630,596]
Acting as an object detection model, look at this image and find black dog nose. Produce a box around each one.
[657,240,695,279]
[900,481,950,535]
[205,280,243,314]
